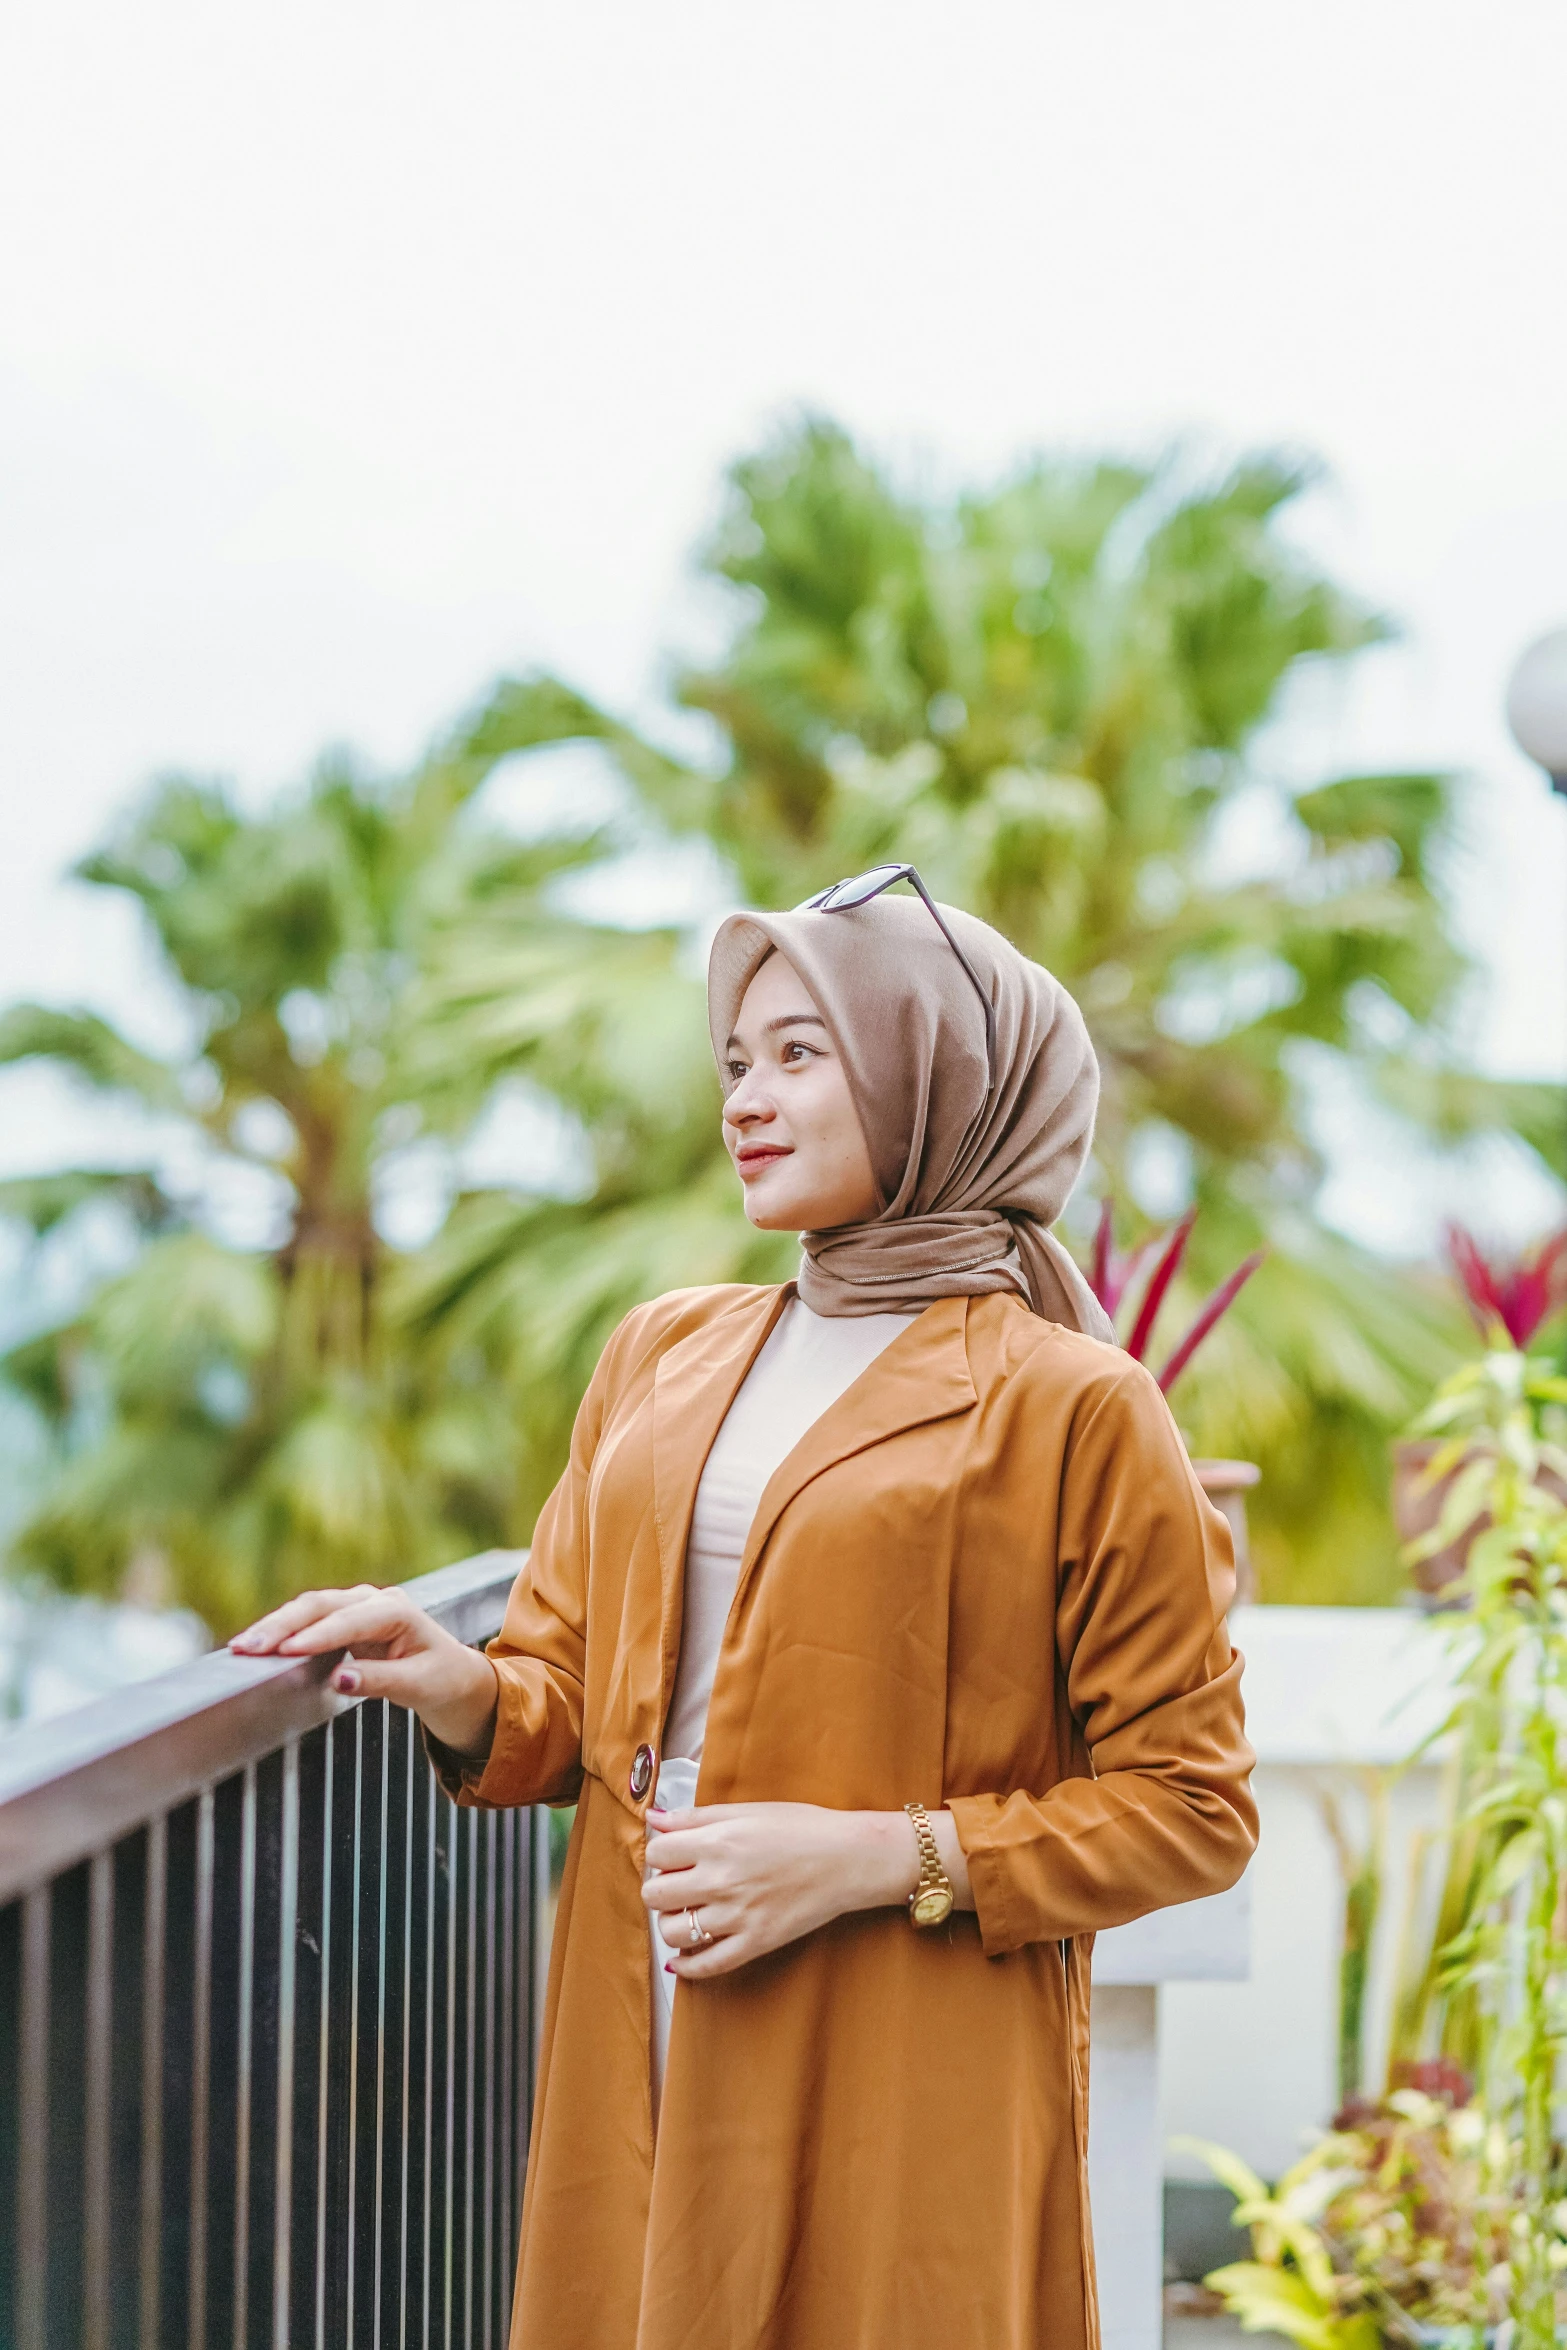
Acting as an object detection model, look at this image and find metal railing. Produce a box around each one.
[0,1550,544,2350]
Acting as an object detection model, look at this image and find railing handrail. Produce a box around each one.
[0,1547,526,1905]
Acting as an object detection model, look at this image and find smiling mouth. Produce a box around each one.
[736,1146,792,1177]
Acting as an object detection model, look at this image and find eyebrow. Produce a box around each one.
[724,1013,829,1051]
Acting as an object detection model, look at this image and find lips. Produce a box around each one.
[736,1146,792,1178]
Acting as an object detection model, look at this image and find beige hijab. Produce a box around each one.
[707,893,1114,1339]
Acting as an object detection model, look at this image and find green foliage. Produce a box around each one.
[1388,1350,1567,2346]
[1173,2136,1385,2348]
[2,413,1559,1625]
[0,706,633,1634]
[1215,1336,1567,2341]
[1318,1772,1390,2114]
[1181,2094,1526,2344]
[442,415,1542,1600]
[0,1006,184,1111]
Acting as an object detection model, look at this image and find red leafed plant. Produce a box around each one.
[1087,1201,1264,1394]
[1446,1222,1567,1350]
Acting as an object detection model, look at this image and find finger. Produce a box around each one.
[275,1596,422,1658]
[646,1804,742,1830]
[642,1866,725,1912]
[328,1656,428,1707]
[230,1586,380,1653]
[656,1899,737,1951]
[644,1824,728,1872]
[665,1931,751,1981]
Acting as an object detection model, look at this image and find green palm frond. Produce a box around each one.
[1372,1059,1567,1182]
[87,1235,279,1401]
[2,412,1555,1631]
[0,1169,178,1237]
[0,1007,184,1110]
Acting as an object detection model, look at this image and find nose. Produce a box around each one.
[724,1067,776,1128]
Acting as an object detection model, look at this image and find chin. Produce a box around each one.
[742,1182,806,1233]
[745,1200,796,1233]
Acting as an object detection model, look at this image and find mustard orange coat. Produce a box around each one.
[438,1281,1257,2350]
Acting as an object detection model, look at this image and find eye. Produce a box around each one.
[780,1040,820,1066]
[725,1058,749,1083]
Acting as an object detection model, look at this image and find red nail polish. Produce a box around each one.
[663,1963,675,1974]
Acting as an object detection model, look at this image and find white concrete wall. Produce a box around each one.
[1089,1988,1161,2350]
[1090,1815,1252,2345]
[1157,1606,1457,2183]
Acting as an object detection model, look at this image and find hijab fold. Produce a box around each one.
[707,894,1114,1342]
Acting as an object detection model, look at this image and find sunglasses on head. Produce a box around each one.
[795,862,997,1087]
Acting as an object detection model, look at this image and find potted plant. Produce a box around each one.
[1185,1327,1567,2349]
[1084,1201,1265,1598]
[1179,2086,1527,2347]
[1391,1225,1567,1604]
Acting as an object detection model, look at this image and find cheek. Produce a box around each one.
[802,1072,865,1162]
[786,1101,844,1168]
[828,1096,876,1181]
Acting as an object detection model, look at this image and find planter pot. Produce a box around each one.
[1191,1458,1261,1606]
[1391,1438,1567,1608]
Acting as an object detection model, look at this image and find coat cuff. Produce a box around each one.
[947,1794,1024,1958]
[419,1656,523,1810]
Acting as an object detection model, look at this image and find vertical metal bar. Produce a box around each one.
[189,1786,215,2350]
[345,1705,363,2349]
[17,1885,50,2350]
[520,1815,538,2239]
[512,1810,523,2303]
[444,1800,457,2350]
[374,1706,390,2350]
[314,1729,334,2350]
[423,1772,436,2350]
[498,1808,513,2322]
[82,1850,114,2350]
[233,1763,257,2350]
[399,1720,415,2350]
[531,1807,550,2091]
[140,1815,168,2350]
[464,1809,477,2350]
[482,1811,496,2350]
[273,1740,300,2350]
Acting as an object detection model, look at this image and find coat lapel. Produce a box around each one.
[651,1285,791,1695]
[735,1294,978,1598]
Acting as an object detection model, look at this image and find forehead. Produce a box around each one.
[734,949,825,1030]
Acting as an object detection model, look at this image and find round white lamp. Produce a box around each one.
[1506,628,1567,795]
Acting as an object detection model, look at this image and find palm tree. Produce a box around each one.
[6,417,1560,1621]
[0,719,639,1635]
[406,417,1562,1603]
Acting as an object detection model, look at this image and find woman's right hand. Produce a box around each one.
[230,1585,501,1761]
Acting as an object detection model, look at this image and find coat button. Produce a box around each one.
[629,1743,655,1801]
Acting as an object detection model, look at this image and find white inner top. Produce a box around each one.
[648,1292,920,2118]
[661,1294,921,1763]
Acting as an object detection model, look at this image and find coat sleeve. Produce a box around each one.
[947,1353,1258,1957]
[424,1313,629,1812]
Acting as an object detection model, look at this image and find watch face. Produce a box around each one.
[911,1885,955,1929]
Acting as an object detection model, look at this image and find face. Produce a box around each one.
[721,951,880,1232]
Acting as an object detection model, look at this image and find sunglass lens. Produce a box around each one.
[819,864,906,909]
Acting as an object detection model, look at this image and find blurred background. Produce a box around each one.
[2,0,1564,1708]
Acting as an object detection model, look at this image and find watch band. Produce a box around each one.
[904,1800,955,1928]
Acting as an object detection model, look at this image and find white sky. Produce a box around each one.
[1,0,1564,1254]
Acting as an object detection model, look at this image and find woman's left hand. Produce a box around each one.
[643,1802,961,1979]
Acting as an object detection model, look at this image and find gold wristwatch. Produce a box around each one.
[904,1800,955,1928]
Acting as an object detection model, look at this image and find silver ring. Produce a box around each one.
[683,1906,712,1950]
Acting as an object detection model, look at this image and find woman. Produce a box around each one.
[234,872,1257,2350]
